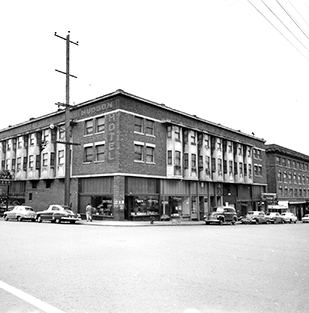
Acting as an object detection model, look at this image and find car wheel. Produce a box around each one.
[219,218,224,225]
[231,219,236,225]
[17,216,23,222]
[55,218,61,224]
[4,215,9,221]
[205,222,210,225]
[37,216,42,223]
[69,221,75,224]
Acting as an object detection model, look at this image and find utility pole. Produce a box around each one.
[55,31,78,207]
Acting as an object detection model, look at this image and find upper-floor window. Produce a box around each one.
[42,153,48,167]
[58,150,65,165]
[247,147,251,157]
[145,120,154,136]
[287,159,291,168]
[175,151,181,166]
[17,157,22,172]
[167,150,172,165]
[43,130,49,143]
[239,162,243,175]
[205,135,210,149]
[95,144,105,162]
[83,146,93,163]
[282,158,286,166]
[228,142,232,153]
[12,139,17,150]
[146,146,155,163]
[191,133,196,145]
[174,126,180,141]
[134,144,143,161]
[29,155,34,169]
[18,137,23,149]
[191,154,196,169]
[218,158,222,173]
[217,139,222,151]
[59,129,65,141]
[184,153,188,168]
[84,119,94,135]
[278,171,282,181]
[167,126,172,138]
[30,134,35,146]
[134,116,143,133]
[96,116,105,133]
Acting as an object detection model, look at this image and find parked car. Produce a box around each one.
[205,206,237,225]
[0,205,14,217]
[302,214,309,223]
[281,212,297,223]
[241,211,269,224]
[3,205,36,222]
[36,204,80,224]
[265,212,285,224]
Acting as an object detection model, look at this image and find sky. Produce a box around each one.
[1,0,309,154]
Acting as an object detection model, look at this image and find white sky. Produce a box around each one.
[1,0,309,154]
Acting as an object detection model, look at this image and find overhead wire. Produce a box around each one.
[288,0,309,32]
[247,0,309,62]
[260,0,309,54]
[276,0,309,41]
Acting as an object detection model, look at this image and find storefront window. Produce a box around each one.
[93,196,113,216]
[131,195,159,216]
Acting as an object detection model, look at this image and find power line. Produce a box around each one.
[288,0,309,33]
[247,0,309,62]
[261,0,309,54]
[276,0,309,41]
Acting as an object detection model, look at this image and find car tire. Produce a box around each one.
[4,215,9,221]
[37,216,42,223]
[231,219,236,225]
[17,216,23,222]
[69,221,75,224]
[205,222,210,225]
[219,218,224,225]
[55,218,61,224]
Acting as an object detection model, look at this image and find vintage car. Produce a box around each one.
[3,205,36,222]
[302,214,309,223]
[36,204,80,224]
[265,212,285,224]
[0,205,14,217]
[281,212,297,223]
[241,211,269,224]
[204,206,237,225]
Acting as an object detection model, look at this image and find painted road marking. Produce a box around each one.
[0,280,66,313]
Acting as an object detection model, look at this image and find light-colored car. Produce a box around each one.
[241,211,269,224]
[36,204,81,224]
[302,214,309,223]
[265,212,285,224]
[3,205,36,222]
[281,212,297,223]
[205,206,237,225]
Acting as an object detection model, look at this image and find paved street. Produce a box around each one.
[0,220,308,313]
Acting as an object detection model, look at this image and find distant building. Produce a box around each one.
[0,90,267,220]
[266,144,309,219]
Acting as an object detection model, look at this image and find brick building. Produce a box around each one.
[266,144,309,219]
[0,89,267,221]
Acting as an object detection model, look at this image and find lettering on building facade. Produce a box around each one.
[106,113,116,163]
[80,101,113,118]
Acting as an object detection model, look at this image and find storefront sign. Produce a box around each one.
[80,101,113,118]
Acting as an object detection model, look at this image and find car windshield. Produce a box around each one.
[25,207,33,211]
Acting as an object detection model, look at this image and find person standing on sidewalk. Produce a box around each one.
[86,203,93,222]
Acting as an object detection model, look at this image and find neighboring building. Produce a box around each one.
[266,144,309,219]
[0,89,267,221]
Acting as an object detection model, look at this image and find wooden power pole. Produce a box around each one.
[55,31,78,207]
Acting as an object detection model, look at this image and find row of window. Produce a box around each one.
[278,186,309,198]
[276,156,309,171]
[278,171,309,185]
[134,117,155,136]
[1,130,65,151]
[166,126,263,159]
[2,151,65,172]
[167,150,261,177]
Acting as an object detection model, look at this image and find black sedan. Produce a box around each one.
[36,204,80,224]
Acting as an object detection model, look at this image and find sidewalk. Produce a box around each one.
[79,219,206,227]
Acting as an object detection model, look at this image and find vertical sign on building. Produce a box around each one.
[106,112,117,163]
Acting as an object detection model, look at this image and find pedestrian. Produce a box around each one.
[86,203,93,222]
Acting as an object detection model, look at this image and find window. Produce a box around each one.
[234,162,238,174]
[247,147,251,157]
[12,159,16,171]
[43,130,49,143]
[29,155,34,169]
[31,181,37,189]
[283,172,287,182]
[198,155,203,169]
[43,153,48,167]
[205,135,209,149]
[167,150,172,165]
[278,171,282,181]
[59,129,65,141]
[18,137,23,149]
[95,144,105,162]
[218,158,222,173]
[287,159,291,168]
[205,156,210,172]
[174,126,180,141]
[167,126,172,138]
[134,117,143,133]
[17,157,22,172]
[175,151,181,166]
[191,154,196,169]
[58,150,65,165]
[134,144,143,161]
[30,134,35,146]
[84,146,93,163]
[45,180,52,189]
[50,152,55,167]
[96,116,105,133]
[212,158,216,172]
[146,146,154,163]
[184,153,189,168]
[217,139,222,151]
[145,120,154,136]
[84,119,93,135]
[248,164,252,177]
[276,156,280,164]
[229,160,233,174]
[191,133,196,145]
[239,162,243,175]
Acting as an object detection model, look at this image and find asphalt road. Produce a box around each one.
[0,220,308,313]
